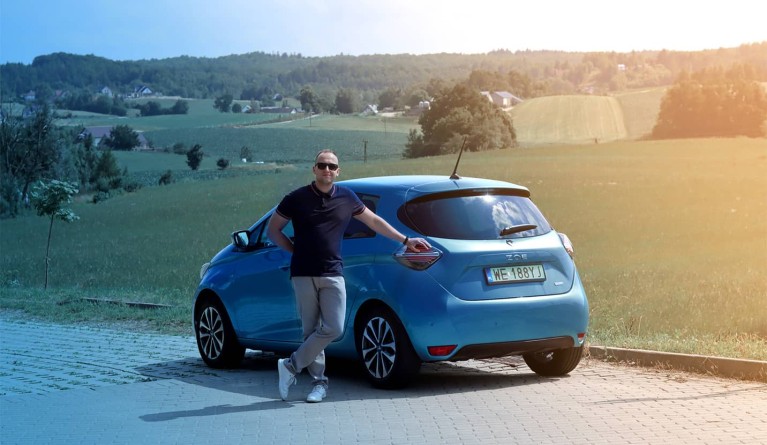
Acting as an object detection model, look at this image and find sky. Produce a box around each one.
[1,0,765,64]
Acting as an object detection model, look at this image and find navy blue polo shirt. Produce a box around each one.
[275,182,365,277]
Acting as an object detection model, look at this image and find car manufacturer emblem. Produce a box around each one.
[505,240,514,246]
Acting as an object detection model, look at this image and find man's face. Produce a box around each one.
[313,152,340,185]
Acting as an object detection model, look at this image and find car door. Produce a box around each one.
[230,216,302,342]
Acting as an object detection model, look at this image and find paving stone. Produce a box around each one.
[1,314,766,444]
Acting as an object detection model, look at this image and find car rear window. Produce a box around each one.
[398,190,552,240]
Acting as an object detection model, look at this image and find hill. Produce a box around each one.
[512,95,628,145]
[2,43,765,104]
[55,87,667,179]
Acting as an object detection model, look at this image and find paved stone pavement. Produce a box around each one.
[1,315,766,445]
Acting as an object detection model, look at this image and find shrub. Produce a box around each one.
[158,170,174,185]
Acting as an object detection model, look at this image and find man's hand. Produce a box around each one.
[405,237,430,252]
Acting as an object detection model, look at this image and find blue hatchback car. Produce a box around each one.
[193,175,589,388]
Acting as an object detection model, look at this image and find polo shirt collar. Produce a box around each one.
[310,181,335,198]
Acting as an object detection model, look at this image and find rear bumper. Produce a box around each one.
[449,336,574,361]
[393,268,589,362]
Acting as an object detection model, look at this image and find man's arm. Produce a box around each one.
[354,208,431,252]
[267,212,294,254]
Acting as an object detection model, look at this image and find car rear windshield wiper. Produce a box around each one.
[499,224,538,237]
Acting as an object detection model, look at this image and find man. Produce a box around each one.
[267,149,430,403]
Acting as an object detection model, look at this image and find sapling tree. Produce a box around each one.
[30,180,79,290]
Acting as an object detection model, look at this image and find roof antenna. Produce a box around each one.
[449,136,467,180]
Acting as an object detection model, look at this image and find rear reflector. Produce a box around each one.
[577,332,586,344]
[393,246,442,271]
[428,345,457,356]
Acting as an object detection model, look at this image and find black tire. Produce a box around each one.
[356,307,421,389]
[194,297,245,368]
[523,346,583,376]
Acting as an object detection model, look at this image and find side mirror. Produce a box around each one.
[232,230,249,249]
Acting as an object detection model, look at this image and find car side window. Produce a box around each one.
[253,217,294,249]
[344,194,379,239]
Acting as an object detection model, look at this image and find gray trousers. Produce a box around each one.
[286,276,346,388]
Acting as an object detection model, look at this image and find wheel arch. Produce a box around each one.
[353,299,400,345]
[194,289,236,329]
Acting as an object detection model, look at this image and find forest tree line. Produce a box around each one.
[2,43,765,107]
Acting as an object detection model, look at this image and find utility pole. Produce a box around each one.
[363,139,368,163]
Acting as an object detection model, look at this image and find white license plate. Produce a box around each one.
[485,264,546,285]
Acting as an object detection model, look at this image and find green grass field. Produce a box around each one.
[2,138,766,360]
[511,95,629,145]
[4,89,766,360]
[613,87,667,139]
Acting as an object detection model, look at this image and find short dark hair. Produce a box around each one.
[314,149,337,162]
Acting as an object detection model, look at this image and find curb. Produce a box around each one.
[588,345,767,382]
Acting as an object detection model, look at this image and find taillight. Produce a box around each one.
[393,246,442,270]
[558,233,574,258]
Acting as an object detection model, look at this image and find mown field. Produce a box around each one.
[55,90,665,167]
[511,95,629,145]
[2,138,766,361]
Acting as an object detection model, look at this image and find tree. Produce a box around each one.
[653,64,767,139]
[214,94,233,112]
[240,146,252,162]
[158,170,173,185]
[103,125,139,150]
[29,180,79,289]
[217,158,230,170]
[378,88,400,109]
[171,99,189,114]
[92,149,122,191]
[299,85,320,113]
[0,104,59,216]
[335,88,359,114]
[231,103,242,113]
[186,144,204,170]
[404,84,516,158]
[137,101,163,116]
[403,88,430,109]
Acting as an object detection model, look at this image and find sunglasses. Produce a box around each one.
[315,162,339,171]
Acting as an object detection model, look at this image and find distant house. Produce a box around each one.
[361,104,378,116]
[79,126,149,150]
[22,90,36,102]
[132,85,153,97]
[261,106,298,114]
[487,91,523,108]
[480,91,493,103]
[491,91,514,108]
[100,86,114,97]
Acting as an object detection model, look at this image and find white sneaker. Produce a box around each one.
[306,384,327,403]
[277,358,296,401]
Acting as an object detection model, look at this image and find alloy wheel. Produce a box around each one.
[361,316,396,379]
[198,306,224,360]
